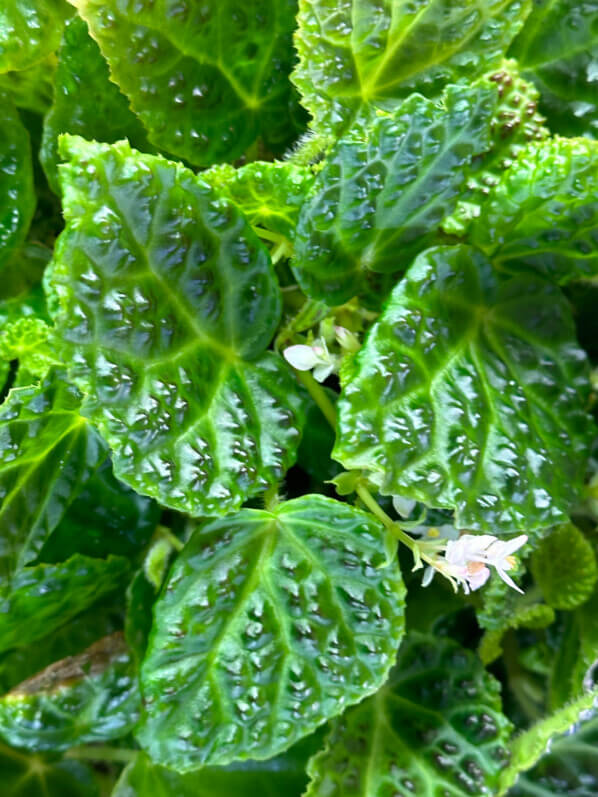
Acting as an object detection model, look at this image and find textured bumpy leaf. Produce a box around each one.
[0,554,129,653]
[293,0,530,132]
[532,524,598,611]
[74,0,304,165]
[0,632,138,751]
[305,633,512,796]
[334,245,593,533]
[469,138,598,281]
[0,55,56,113]
[0,99,35,272]
[292,84,497,303]
[509,0,598,138]
[50,136,304,516]
[205,161,315,240]
[137,495,406,770]
[0,0,70,72]
[41,17,151,195]
[0,741,98,797]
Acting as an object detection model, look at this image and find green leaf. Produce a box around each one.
[292,84,498,304]
[0,99,35,273]
[510,712,598,796]
[0,55,56,114]
[0,554,130,653]
[498,689,598,794]
[334,245,594,533]
[0,741,98,797]
[304,633,513,796]
[204,161,315,241]
[41,17,151,195]
[137,495,405,770]
[73,0,305,165]
[479,604,555,665]
[0,318,60,380]
[49,136,305,517]
[509,0,598,139]
[0,0,70,73]
[0,632,138,751]
[293,0,530,133]
[469,138,598,282]
[532,524,598,610]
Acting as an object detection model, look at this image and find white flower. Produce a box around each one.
[283,338,338,382]
[334,325,360,352]
[442,533,528,594]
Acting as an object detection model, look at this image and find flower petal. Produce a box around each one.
[283,344,320,370]
[496,567,524,594]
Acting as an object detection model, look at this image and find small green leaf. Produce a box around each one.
[293,0,530,133]
[509,0,598,138]
[469,137,598,281]
[0,0,70,73]
[50,136,305,517]
[292,84,498,303]
[532,524,598,611]
[0,554,130,653]
[0,99,35,273]
[40,17,151,195]
[334,245,594,533]
[74,0,305,165]
[137,495,405,770]
[0,741,98,797]
[0,632,138,751]
[479,604,555,665]
[304,633,513,796]
[0,318,60,380]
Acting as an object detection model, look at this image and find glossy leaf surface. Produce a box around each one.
[0,554,129,653]
[137,495,405,770]
[510,0,598,138]
[41,16,150,195]
[0,741,98,797]
[305,633,512,796]
[292,84,497,304]
[74,0,304,165]
[469,138,598,281]
[50,136,304,516]
[0,99,35,273]
[0,56,56,113]
[334,245,593,533]
[0,0,70,72]
[0,632,138,751]
[293,0,530,133]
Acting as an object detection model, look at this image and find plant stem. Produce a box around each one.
[295,370,337,428]
[155,525,184,552]
[65,746,138,764]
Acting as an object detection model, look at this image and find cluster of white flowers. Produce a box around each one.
[283,326,360,382]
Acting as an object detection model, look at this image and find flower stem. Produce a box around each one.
[65,746,138,764]
[295,370,337,428]
[155,525,184,552]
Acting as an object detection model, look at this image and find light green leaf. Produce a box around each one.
[334,245,594,533]
[0,99,35,273]
[73,0,305,165]
[469,137,598,281]
[0,55,56,113]
[509,0,598,139]
[532,524,598,611]
[498,689,598,794]
[49,136,305,517]
[0,554,130,653]
[0,632,138,751]
[0,0,70,73]
[292,84,498,304]
[305,633,513,796]
[293,0,530,133]
[0,318,61,380]
[137,495,405,770]
[41,16,151,195]
[0,741,98,797]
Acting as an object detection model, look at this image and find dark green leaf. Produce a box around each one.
[137,495,405,770]
[0,632,138,751]
[469,138,598,281]
[509,0,598,138]
[0,554,130,653]
[305,633,512,796]
[50,136,305,517]
[334,245,593,533]
[74,0,305,165]
[293,0,530,133]
[0,742,98,797]
[0,55,56,114]
[292,84,498,303]
[0,99,35,273]
[532,524,598,610]
[0,0,70,72]
[41,16,151,195]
